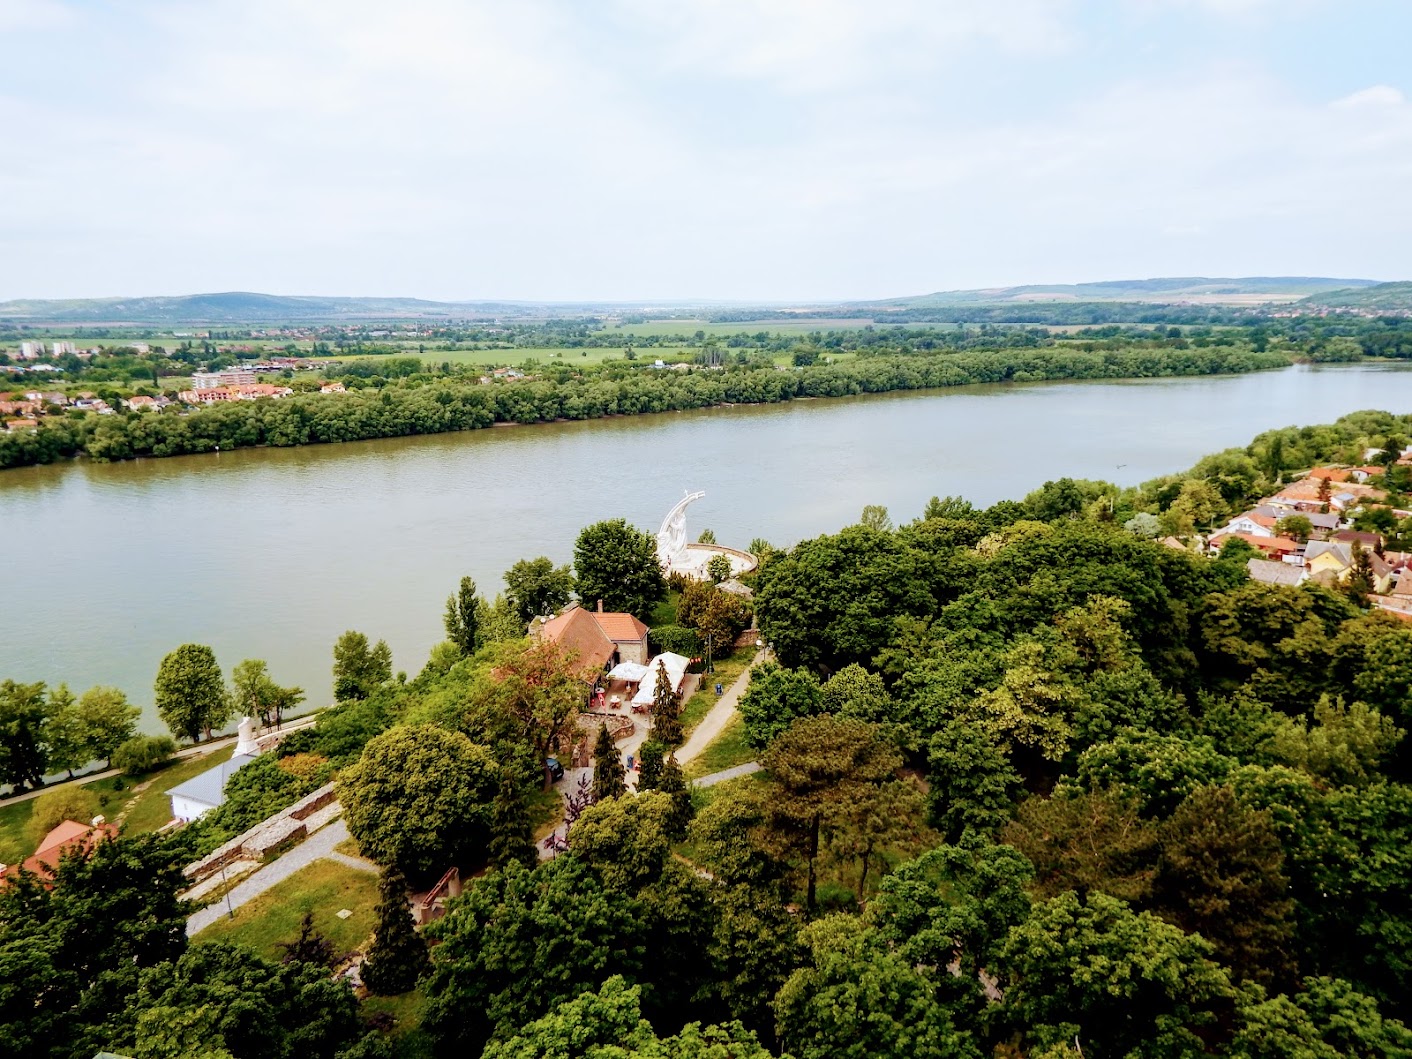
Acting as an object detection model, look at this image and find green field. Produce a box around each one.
[331,345,698,370]
[603,318,878,337]
[0,745,232,866]
[194,857,381,960]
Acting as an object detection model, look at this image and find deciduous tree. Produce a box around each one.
[332,631,392,702]
[737,662,822,749]
[573,518,665,618]
[154,644,229,743]
[340,725,499,882]
[503,556,574,624]
[996,890,1234,1059]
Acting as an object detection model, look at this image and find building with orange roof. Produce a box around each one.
[531,601,651,673]
[1208,532,1299,560]
[1,817,117,886]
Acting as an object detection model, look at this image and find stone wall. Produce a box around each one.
[183,780,338,882]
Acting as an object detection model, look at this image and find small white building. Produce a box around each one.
[168,717,261,822]
[168,753,257,822]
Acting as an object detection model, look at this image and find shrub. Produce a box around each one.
[26,786,102,845]
[649,625,701,656]
[111,734,177,775]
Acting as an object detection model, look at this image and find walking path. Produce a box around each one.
[677,649,764,765]
[0,714,320,808]
[327,850,380,874]
[186,816,350,937]
[693,761,762,787]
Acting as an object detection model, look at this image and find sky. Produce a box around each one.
[1,0,1409,302]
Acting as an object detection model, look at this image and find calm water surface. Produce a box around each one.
[3,362,1410,732]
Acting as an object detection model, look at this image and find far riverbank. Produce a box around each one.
[1,362,1408,732]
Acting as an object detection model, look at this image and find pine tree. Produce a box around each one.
[650,660,683,746]
[361,865,429,996]
[488,771,537,871]
[659,752,693,838]
[591,723,627,802]
[277,911,336,967]
[637,739,666,790]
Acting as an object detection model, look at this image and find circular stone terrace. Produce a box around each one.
[668,542,758,580]
[655,490,758,579]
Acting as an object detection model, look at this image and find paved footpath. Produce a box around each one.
[0,714,320,808]
[676,649,764,765]
[693,761,762,787]
[186,816,350,937]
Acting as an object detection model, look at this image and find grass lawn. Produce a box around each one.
[683,715,756,780]
[195,858,381,961]
[0,744,232,865]
[0,798,37,866]
[679,650,751,738]
[122,745,235,835]
[362,990,434,1059]
[647,590,680,629]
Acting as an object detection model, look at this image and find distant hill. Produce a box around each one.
[0,291,533,324]
[1301,281,1412,311]
[0,278,1395,325]
[866,277,1380,309]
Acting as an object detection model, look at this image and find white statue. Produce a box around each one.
[657,490,705,569]
[234,715,258,757]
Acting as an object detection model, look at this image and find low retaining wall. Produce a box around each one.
[183,780,338,882]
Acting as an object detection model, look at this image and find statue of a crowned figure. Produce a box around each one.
[656,490,705,571]
[234,715,259,757]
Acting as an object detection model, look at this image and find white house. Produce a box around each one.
[168,753,257,822]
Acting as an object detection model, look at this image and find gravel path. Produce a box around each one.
[327,851,380,874]
[186,817,349,937]
[676,649,764,765]
[693,762,762,787]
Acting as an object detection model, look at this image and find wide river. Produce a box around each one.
[4,362,1412,733]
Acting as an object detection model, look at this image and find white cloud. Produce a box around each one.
[614,0,1076,94]
[1334,85,1407,109]
[0,0,72,31]
[0,1,1407,298]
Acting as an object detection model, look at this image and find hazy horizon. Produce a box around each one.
[3,1,1409,302]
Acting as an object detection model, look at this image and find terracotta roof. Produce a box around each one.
[592,611,649,642]
[1211,532,1298,553]
[2,818,117,884]
[535,607,615,670]
[1309,466,1352,483]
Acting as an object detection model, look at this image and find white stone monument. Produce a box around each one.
[233,715,259,757]
[656,489,705,571]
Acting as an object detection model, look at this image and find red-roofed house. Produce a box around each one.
[1308,466,1352,484]
[531,602,650,672]
[1,818,117,886]
[1208,533,1299,560]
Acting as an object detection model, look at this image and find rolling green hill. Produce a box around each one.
[1302,281,1412,311]
[866,276,1379,308]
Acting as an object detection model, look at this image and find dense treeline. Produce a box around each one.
[0,344,1284,470]
[12,419,1412,1059]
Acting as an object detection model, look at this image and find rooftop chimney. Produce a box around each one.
[597,599,604,613]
